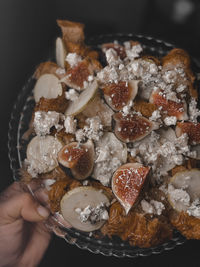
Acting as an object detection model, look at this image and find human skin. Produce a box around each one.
[0,182,52,267]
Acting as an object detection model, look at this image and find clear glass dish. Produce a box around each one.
[9,33,200,257]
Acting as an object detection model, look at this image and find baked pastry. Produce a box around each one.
[21,19,200,248]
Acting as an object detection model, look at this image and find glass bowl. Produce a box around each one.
[9,33,200,257]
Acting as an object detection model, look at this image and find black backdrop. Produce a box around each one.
[1,0,200,266]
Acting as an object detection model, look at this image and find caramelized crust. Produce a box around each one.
[57,19,85,44]
[134,99,157,118]
[101,202,173,248]
[170,211,200,239]
[162,48,197,99]
[34,89,68,113]
[34,61,66,80]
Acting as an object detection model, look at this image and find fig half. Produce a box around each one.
[150,90,188,120]
[60,186,110,232]
[176,122,200,145]
[58,140,94,180]
[112,163,150,214]
[102,80,138,111]
[113,112,156,143]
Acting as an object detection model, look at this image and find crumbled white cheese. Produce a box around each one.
[164,116,177,126]
[141,199,165,215]
[150,200,165,215]
[105,48,120,66]
[188,98,200,122]
[65,53,82,67]
[64,116,77,134]
[75,202,109,224]
[122,100,133,116]
[168,184,190,206]
[149,110,161,121]
[125,43,143,60]
[65,89,79,101]
[56,67,66,75]
[34,111,64,136]
[187,199,200,218]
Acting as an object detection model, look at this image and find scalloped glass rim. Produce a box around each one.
[9,33,200,258]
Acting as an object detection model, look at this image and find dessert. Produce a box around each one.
[20,19,200,248]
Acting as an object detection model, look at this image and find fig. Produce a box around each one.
[112,163,150,214]
[61,59,96,90]
[176,122,200,145]
[33,74,63,103]
[64,80,98,116]
[150,90,188,120]
[58,140,94,180]
[113,112,156,143]
[102,80,139,111]
[60,186,110,232]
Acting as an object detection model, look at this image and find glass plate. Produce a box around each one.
[9,33,200,258]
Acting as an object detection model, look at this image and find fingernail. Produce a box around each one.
[37,205,50,218]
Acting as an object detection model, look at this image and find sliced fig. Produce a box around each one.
[58,140,94,180]
[56,37,67,68]
[61,59,96,90]
[64,80,98,116]
[168,169,200,213]
[26,135,62,176]
[112,163,150,214]
[102,80,139,111]
[113,112,156,143]
[60,186,110,232]
[33,74,63,103]
[92,132,127,186]
[102,43,126,60]
[176,122,200,145]
[82,92,114,127]
[150,90,188,120]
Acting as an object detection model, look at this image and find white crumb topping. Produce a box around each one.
[65,53,82,67]
[75,116,103,143]
[168,184,190,206]
[34,111,64,136]
[65,89,79,101]
[75,202,109,223]
[105,48,120,66]
[141,199,165,215]
[187,199,200,218]
[164,116,177,126]
[64,116,77,134]
[188,98,200,122]
[56,67,66,75]
[149,110,161,121]
[125,43,143,60]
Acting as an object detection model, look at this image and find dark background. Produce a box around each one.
[1,0,200,266]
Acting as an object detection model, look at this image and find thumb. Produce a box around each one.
[0,192,50,225]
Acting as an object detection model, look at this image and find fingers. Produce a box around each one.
[0,191,50,225]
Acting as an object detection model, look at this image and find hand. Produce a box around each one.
[0,182,52,267]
